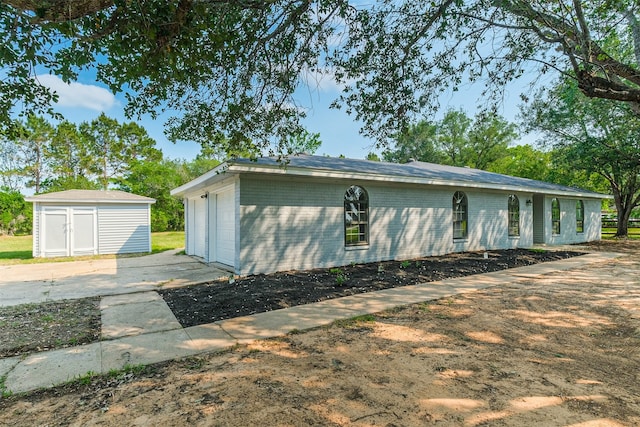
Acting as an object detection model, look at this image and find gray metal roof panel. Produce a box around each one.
[230,155,606,197]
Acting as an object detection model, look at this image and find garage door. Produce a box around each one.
[192,197,207,258]
[215,187,235,266]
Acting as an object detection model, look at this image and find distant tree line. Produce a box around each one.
[378,101,638,237]
[0,114,220,234]
[379,109,609,193]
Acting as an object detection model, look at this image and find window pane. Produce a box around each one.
[576,200,584,233]
[453,191,468,239]
[344,186,368,246]
[508,195,519,236]
[551,198,560,235]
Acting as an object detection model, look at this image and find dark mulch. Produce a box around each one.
[0,297,101,358]
[159,249,583,328]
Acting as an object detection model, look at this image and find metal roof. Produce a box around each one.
[26,190,156,204]
[172,154,609,199]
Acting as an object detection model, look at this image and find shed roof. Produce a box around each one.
[171,154,609,199]
[25,190,156,204]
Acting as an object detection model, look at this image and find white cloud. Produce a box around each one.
[35,74,116,111]
[302,67,356,93]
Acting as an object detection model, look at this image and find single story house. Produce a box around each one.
[26,190,155,258]
[171,155,608,275]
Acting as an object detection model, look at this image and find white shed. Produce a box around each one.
[26,190,156,258]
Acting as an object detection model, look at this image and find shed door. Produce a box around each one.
[72,208,97,256]
[42,207,97,257]
[215,187,235,266]
[43,208,69,257]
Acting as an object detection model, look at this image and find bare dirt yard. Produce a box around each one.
[1,241,640,426]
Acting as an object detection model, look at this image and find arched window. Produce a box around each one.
[551,198,561,235]
[508,195,520,236]
[576,200,584,233]
[453,191,468,240]
[344,185,369,246]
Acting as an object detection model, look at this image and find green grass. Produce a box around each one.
[0,235,32,262]
[151,231,185,253]
[333,314,377,328]
[602,228,640,239]
[0,374,11,398]
[0,231,185,265]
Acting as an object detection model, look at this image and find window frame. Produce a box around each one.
[576,200,584,233]
[344,185,369,246]
[551,198,561,235]
[452,191,468,240]
[508,194,520,237]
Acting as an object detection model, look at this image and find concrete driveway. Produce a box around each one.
[0,250,229,307]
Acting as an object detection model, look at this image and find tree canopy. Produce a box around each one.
[0,114,213,232]
[383,110,517,169]
[2,1,640,154]
[523,77,640,236]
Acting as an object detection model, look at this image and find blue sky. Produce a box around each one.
[37,70,538,162]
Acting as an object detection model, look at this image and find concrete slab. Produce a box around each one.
[183,324,237,352]
[4,344,102,394]
[100,291,164,308]
[0,356,20,379]
[0,249,228,307]
[313,284,459,314]
[216,284,464,344]
[101,297,182,339]
[217,303,358,343]
[100,329,197,372]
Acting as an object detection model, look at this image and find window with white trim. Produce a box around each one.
[344,185,369,246]
[551,198,561,235]
[508,194,520,236]
[453,191,468,240]
[576,200,584,233]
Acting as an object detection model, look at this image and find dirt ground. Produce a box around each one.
[1,241,639,426]
[0,249,579,358]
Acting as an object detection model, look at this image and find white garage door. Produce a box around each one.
[192,197,207,259]
[215,187,235,266]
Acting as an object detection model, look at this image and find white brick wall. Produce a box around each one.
[238,175,538,275]
[543,197,601,245]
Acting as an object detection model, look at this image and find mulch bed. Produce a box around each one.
[159,249,582,328]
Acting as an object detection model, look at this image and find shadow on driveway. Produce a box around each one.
[0,249,228,307]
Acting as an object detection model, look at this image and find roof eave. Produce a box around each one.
[170,162,233,197]
[26,198,156,204]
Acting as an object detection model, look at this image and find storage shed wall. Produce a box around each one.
[97,204,152,254]
[238,175,534,275]
[33,202,41,256]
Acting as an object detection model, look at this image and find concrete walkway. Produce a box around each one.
[0,251,621,395]
[0,249,229,307]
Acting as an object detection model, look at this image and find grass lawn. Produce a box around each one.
[0,235,32,262]
[0,231,185,265]
[151,231,186,253]
[602,227,640,239]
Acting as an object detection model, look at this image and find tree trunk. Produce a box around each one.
[616,209,630,237]
[613,190,633,237]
